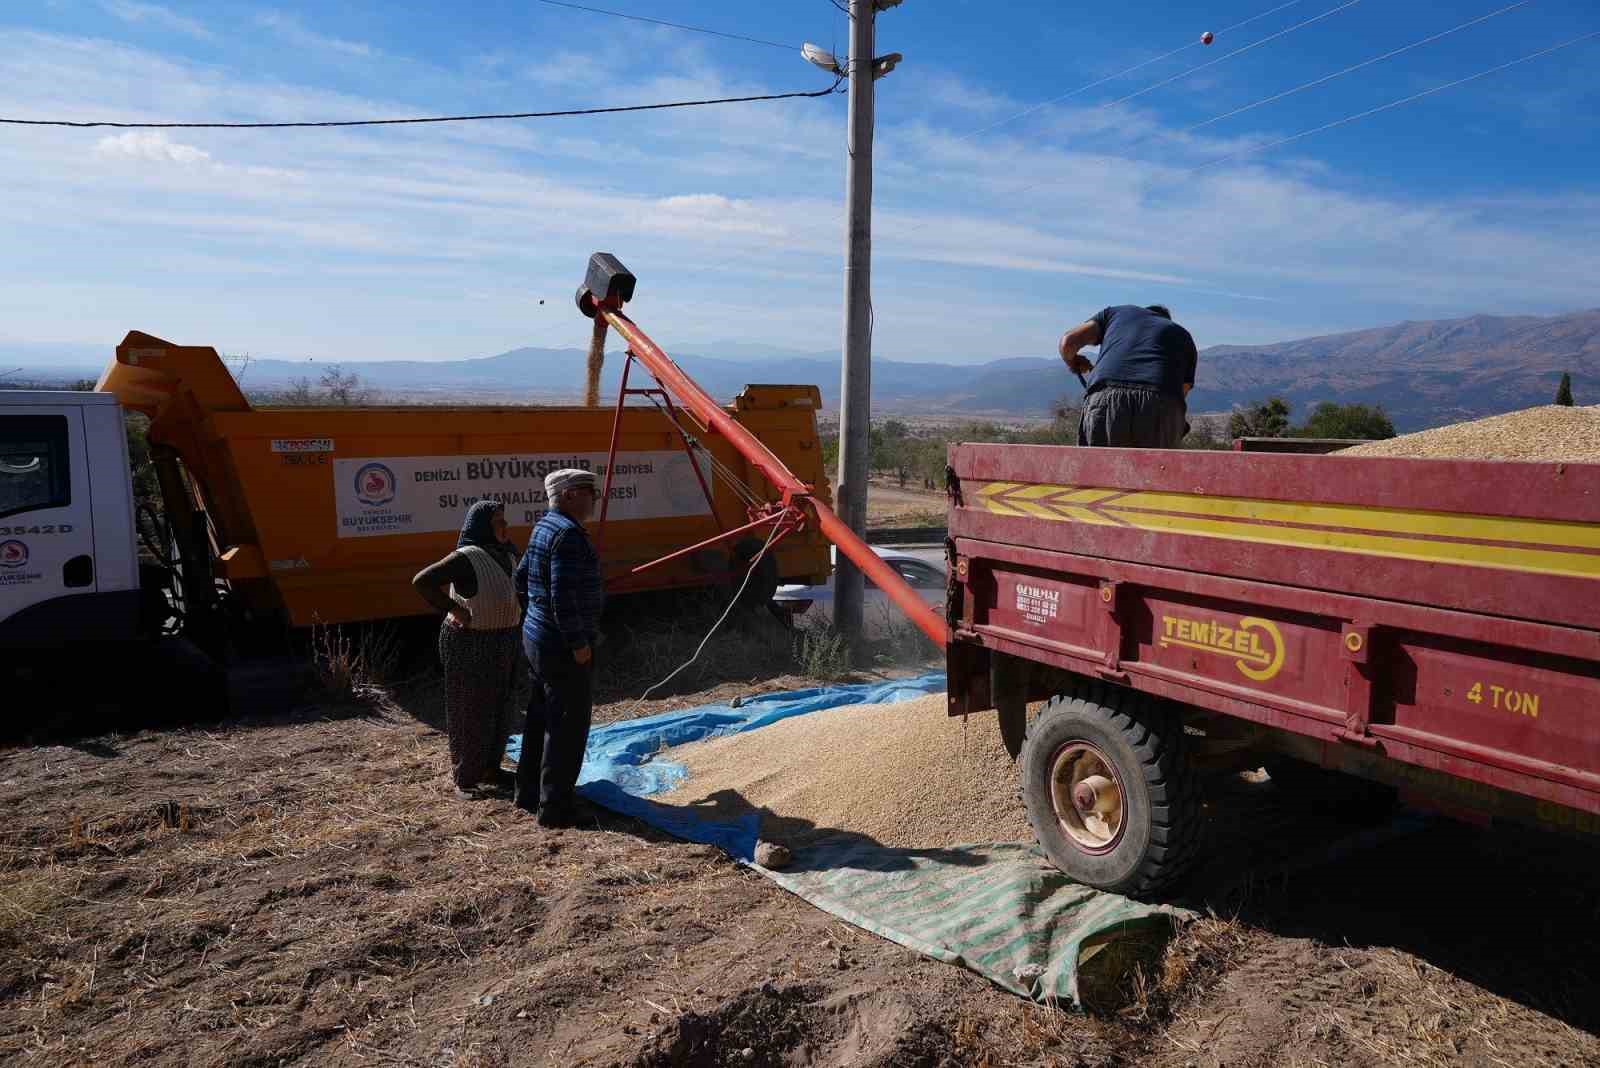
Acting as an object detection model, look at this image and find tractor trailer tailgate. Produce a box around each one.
[946,443,1600,836]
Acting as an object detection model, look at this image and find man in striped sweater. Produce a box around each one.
[513,468,605,826]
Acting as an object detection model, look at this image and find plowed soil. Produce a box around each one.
[1,669,1596,1067]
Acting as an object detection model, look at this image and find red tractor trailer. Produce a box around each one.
[945,444,1599,896]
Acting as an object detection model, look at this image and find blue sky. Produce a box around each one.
[2,0,1596,366]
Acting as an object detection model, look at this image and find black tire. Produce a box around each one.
[1262,756,1398,825]
[1020,684,1200,898]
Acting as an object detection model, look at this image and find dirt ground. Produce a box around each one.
[2,662,1597,1067]
[866,479,944,529]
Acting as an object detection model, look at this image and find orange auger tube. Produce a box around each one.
[577,252,949,647]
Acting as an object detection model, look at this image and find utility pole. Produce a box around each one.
[830,0,901,656]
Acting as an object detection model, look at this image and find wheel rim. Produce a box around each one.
[1048,742,1125,854]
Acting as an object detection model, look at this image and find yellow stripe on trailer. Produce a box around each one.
[976,482,1600,580]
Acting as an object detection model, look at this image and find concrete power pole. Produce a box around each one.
[833,0,901,655]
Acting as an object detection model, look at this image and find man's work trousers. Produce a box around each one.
[516,642,593,813]
[1077,384,1188,448]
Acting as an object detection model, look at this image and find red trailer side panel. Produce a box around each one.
[947,444,1600,829]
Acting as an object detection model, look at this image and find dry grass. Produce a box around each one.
[600,597,803,704]
[4,672,1596,1066]
[1111,915,1251,1024]
[0,868,68,951]
[0,707,589,1063]
[310,620,406,705]
[791,617,851,681]
[1340,404,1600,462]
[598,594,938,713]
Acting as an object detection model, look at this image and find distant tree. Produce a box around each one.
[319,365,371,406]
[1182,421,1230,450]
[1555,372,1575,406]
[1228,397,1291,440]
[284,377,316,405]
[881,419,909,440]
[1295,402,1395,440]
[69,378,97,392]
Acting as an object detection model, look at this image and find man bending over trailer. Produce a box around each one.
[513,469,604,827]
[1059,304,1197,448]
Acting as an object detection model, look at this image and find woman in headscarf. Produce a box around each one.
[412,500,524,797]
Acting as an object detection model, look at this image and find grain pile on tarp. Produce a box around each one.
[660,693,1032,848]
[1339,404,1600,462]
[524,681,1192,1005]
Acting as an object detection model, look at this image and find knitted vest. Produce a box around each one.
[450,547,520,630]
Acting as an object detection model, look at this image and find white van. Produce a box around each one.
[0,391,141,647]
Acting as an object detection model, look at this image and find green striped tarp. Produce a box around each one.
[758,837,1193,1004]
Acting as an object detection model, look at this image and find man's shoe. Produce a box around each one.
[535,805,572,829]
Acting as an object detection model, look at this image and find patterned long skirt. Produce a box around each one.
[437,623,522,789]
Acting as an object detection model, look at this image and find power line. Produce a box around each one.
[1012,0,1535,195]
[1184,0,1533,135]
[0,80,844,130]
[1097,0,1364,112]
[531,0,797,51]
[955,0,1308,143]
[1188,29,1600,173]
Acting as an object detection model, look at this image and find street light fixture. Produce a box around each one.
[801,42,843,77]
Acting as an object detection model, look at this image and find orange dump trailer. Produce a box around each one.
[100,331,831,628]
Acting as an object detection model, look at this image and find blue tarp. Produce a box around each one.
[507,671,1201,1005]
[504,675,1435,1004]
[506,671,1197,1004]
[506,671,945,861]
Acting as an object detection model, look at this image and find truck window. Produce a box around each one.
[0,415,70,519]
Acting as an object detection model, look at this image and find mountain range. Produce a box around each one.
[7,309,1597,431]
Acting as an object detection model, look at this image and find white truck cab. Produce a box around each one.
[1,391,141,647]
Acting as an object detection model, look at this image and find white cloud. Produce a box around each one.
[99,1,212,40]
[0,28,1595,365]
[93,131,211,165]
[254,11,373,58]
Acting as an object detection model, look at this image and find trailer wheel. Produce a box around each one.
[1020,686,1200,898]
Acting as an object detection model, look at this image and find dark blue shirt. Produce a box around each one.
[1086,306,1197,399]
[515,510,603,653]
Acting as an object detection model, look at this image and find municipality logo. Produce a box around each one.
[0,540,27,569]
[354,462,398,507]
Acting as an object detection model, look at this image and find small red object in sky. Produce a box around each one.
[1201,30,1214,45]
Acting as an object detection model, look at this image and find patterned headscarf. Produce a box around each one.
[457,500,514,571]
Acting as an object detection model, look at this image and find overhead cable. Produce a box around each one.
[1097,0,1365,112]
[1183,0,1534,134]
[0,80,844,129]
[1011,0,1536,195]
[955,0,1308,142]
[1188,28,1600,173]
[531,0,797,51]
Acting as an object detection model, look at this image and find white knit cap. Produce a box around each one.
[544,468,597,500]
